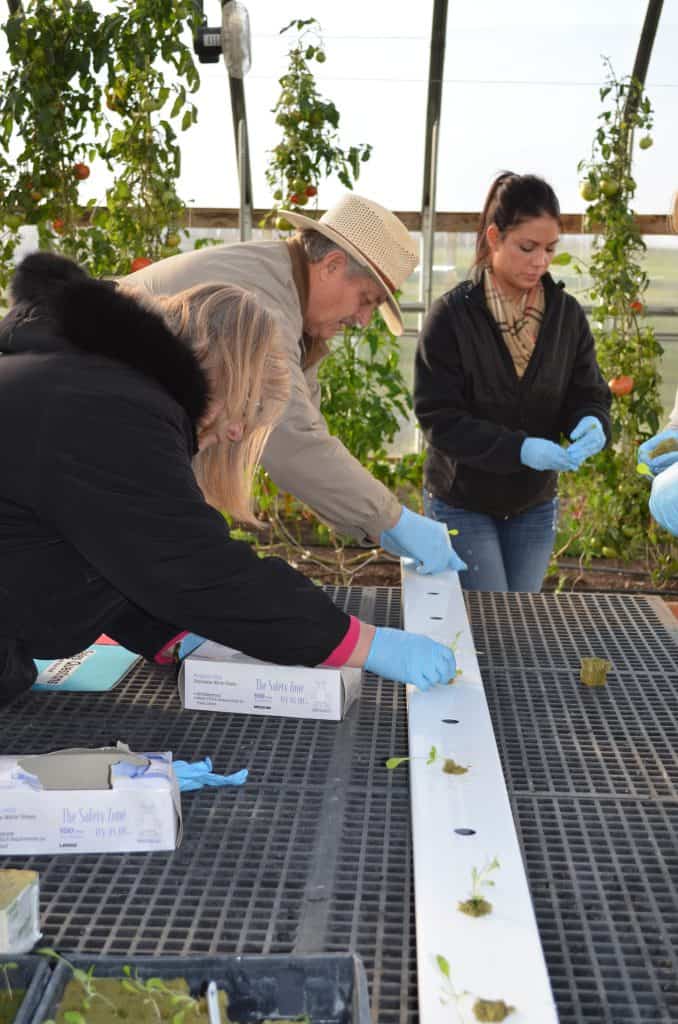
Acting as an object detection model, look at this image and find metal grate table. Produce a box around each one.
[1,590,677,1023]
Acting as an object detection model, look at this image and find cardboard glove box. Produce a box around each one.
[0,742,182,855]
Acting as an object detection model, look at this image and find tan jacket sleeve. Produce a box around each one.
[262,353,401,543]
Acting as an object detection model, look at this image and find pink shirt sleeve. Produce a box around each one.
[321,615,361,667]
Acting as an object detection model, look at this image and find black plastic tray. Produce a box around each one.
[0,956,50,1024]
[32,953,371,1023]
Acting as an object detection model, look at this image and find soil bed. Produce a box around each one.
[282,544,678,597]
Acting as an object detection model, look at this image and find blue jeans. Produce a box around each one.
[423,492,559,593]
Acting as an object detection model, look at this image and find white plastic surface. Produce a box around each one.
[402,562,559,1023]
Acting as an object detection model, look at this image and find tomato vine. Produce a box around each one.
[557,60,676,575]
[0,0,200,290]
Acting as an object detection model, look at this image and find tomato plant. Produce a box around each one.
[0,0,200,291]
[559,59,676,575]
[263,17,371,229]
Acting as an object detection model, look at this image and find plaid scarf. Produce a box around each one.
[482,267,545,378]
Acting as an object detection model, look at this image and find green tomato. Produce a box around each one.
[292,177,307,194]
[315,51,326,63]
[638,135,653,150]
[275,216,293,232]
[579,180,597,201]
[600,178,620,197]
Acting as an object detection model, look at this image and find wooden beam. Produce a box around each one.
[70,207,676,235]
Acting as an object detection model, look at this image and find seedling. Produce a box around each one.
[447,631,464,682]
[38,948,229,1023]
[435,955,514,1021]
[0,960,24,1024]
[579,656,611,687]
[385,745,468,774]
[0,963,17,1000]
[458,857,500,917]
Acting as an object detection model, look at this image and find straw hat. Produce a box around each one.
[282,193,418,336]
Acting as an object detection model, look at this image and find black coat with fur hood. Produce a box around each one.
[0,252,350,703]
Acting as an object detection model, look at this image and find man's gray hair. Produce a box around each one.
[300,228,369,279]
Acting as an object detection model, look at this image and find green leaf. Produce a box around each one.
[426,746,438,765]
[636,462,653,477]
[385,756,409,770]
[550,251,572,266]
[436,954,450,978]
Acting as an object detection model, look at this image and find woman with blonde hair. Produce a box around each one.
[0,252,456,705]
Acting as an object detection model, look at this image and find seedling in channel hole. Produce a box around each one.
[447,631,463,682]
[457,857,500,918]
[385,745,469,775]
[436,955,514,1021]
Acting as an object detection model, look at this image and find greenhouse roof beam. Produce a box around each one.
[420,0,448,314]
[627,0,663,114]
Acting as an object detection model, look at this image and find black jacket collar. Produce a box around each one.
[0,251,209,426]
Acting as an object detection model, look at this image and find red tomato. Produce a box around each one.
[73,162,90,180]
[52,218,66,234]
[305,185,317,197]
[629,300,643,313]
[130,256,153,273]
[608,375,634,397]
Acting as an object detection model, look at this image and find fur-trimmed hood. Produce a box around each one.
[0,251,209,426]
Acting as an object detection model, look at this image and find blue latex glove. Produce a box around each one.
[638,428,678,476]
[178,633,206,659]
[567,416,606,468]
[649,460,678,536]
[173,756,248,792]
[364,627,457,691]
[520,437,577,472]
[380,506,467,574]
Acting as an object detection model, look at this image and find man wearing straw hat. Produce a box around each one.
[129,193,466,574]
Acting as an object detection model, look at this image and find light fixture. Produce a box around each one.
[221,0,251,78]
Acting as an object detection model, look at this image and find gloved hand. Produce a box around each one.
[520,437,577,472]
[173,756,248,792]
[379,506,467,574]
[638,428,678,476]
[364,627,457,691]
[568,416,606,467]
[649,460,678,537]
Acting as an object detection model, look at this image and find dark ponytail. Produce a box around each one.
[474,172,561,269]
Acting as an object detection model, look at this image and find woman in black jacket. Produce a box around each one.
[0,252,456,704]
[414,173,611,592]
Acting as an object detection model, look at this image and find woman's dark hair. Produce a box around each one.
[474,172,561,268]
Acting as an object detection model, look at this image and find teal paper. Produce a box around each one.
[32,642,140,693]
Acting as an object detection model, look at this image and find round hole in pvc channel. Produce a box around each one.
[441,718,459,724]
[454,828,476,836]
[430,616,443,620]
